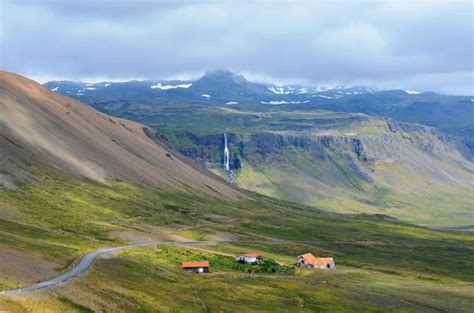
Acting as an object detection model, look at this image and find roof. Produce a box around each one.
[182,261,209,268]
[298,253,333,266]
[242,252,260,258]
[307,257,334,266]
[299,253,316,260]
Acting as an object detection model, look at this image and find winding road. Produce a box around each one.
[1,239,284,295]
[2,243,157,295]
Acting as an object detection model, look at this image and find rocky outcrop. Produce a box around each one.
[176,120,466,173]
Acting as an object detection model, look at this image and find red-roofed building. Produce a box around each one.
[182,261,210,273]
[296,253,335,269]
[235,252,261,264]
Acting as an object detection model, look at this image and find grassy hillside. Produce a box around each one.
[234,144,474,228]
[147,109,474,228]
[0,169,473,312]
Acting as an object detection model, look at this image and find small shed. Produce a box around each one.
[296,253,335,269]
[182,261,210,273]
[235,252,261,264]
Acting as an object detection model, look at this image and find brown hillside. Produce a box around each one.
[0,71,245,200]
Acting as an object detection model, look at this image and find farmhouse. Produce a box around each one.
[296,253,335,269]
[182,261,210,273]
[235,252,261,264]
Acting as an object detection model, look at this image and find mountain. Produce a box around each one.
[188,69,273,100]
[0,70,243,199]
[44,79,195,100]
[44,70,473,159]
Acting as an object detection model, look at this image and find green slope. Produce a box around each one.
[150,111,474,228]
[0,169,472,312]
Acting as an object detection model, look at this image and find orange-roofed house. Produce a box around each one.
[182,261,210,273]
[235,252,261,264]
[296,253,335,269]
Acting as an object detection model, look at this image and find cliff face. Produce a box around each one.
[179,120,465,170]
[173,119,474,226]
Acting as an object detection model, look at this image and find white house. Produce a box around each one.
[235,252,261,264]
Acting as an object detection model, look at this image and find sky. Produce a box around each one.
[1,0,473,95]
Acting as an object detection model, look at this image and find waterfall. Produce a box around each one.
[223,133,230,171]
[223,133,236,182]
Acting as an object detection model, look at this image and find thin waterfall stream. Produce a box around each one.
[223,133,236,182]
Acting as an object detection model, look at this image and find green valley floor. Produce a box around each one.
[0,170,472,312]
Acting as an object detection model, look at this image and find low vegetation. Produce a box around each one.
[0,169,473,312]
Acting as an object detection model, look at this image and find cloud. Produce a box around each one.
[1,0,472,94]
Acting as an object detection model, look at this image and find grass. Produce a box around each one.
[58,297,95,313]
[0,169,473,311]
[72,246,473,312]
[143,246,295,274]
[231,143,474,227]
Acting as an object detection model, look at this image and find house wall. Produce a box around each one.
[244,256,257,263]
[184,267,209,273]
[329,260,335,269]
[296,258,335,269]
[236,256,258,264]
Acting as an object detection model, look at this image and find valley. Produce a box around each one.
[48,70,474,228]
[0,71,472,312]
[0,169,473,312]
[2,1,473,311]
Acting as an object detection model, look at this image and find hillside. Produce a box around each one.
[0,71,243,200]
[0,72,472,312]
[167,115,474,227]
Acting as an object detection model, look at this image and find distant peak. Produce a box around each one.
[204,69,234,77]
[202,69,247,83]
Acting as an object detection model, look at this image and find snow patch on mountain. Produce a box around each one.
[314,95,335,99]
[261,100,302,105]
[268,86,292,95]
[261,100,289,105]
[150,83,192,90]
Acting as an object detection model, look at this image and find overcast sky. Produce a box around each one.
[1,0,473,94]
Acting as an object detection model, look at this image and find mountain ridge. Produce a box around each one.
[43,70,473,158]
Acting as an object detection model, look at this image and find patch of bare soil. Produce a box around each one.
[109,229,167,244]
[0,246,59,285]
[205,231,237,242]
